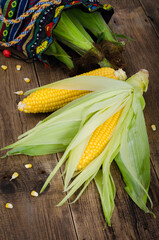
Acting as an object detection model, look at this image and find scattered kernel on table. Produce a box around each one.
[1,65,8,71]
[10,172,19,181]
[5,203,13,209]
[14,90,24,95]
[151,124,156,131]
[16,65,22,71]
[24,78,31,83]
[31,191,38,197]
[25,163,32,169]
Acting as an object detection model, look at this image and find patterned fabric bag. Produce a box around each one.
[0,0,113,67]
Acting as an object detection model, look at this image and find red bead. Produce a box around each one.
[3,49,11,58]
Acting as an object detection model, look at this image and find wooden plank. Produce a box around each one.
[139,0,159,37]
[0,55,77,240]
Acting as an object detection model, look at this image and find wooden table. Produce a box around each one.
[0,0,159,239]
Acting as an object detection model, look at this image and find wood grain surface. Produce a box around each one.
[0,0,159,239]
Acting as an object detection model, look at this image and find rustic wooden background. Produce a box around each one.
[0,0,159,239]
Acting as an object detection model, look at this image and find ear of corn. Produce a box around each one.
[37,70,152,225]
[18,68,127,113]
[3,70,132,158]
[53,11,93,55]
[53,11,111,67]
[18,89,91,113]
[2,69,152,225]
[67,9,123,46]
[3,70,146,159]
[79,67,127,80]
[45,40,74,69]
[77,109,122,170]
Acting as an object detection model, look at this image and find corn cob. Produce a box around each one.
[79,67,126,80]
[77,109,122,170]
[18,89,91,113]
[18,68,126,113]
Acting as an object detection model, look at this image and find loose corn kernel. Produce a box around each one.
[16,65,22,71]
[24,78,31,83]
[31,191,38,197]
[25,163,32,169]
[10,172,19,181]
[5,203,13,209]
[1,65,8,71]
[151,124,156,131]
[14,90,24,95]
[77,110,122,170]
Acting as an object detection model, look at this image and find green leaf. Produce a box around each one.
[96,32,104,44]
[24,75,131,96]
[95,170,115,226]
[113,33,135,43]
[45,40,74,69]
[115,96,153,213]
[68,9,118,44]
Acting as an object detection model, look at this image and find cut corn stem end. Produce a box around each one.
[17,67,124,114]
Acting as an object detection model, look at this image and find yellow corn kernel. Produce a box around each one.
[16,65,22,71]
[25,163,32,169]
[10,172,19,181]
[151,124,156,131]
[5,203,13,209]
[31,191,38,197]
[1,65,8,71]
[77,110,122,170]
[24,78,31,83]
[14,90,24,95]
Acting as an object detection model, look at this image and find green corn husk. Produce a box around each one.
[2,75,130,157]
[2,70,153,225]
[65,11,93,43]
[39,70,153,225]
[67,8,123,45]
[45,39,74,69]
[53,11,111,68]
